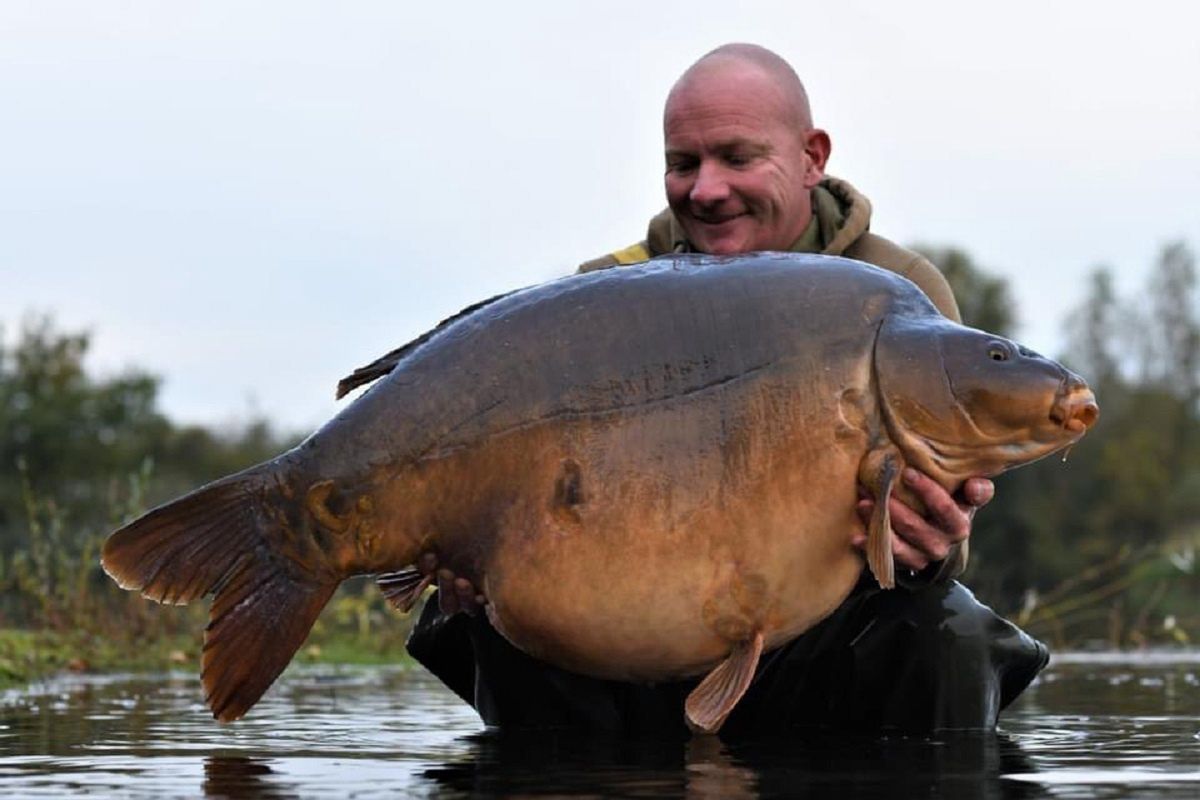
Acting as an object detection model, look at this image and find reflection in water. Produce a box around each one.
[686,736,758,799]
[421,728,1042,799]
[1,656,1198,798]
[724,732,1040,800]
[203,756,290,799]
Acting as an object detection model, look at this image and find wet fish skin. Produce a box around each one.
[101,252,1097,728]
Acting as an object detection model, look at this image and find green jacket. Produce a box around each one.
[578,176,961,323]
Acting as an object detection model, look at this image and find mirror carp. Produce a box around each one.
[102,253,1098,732]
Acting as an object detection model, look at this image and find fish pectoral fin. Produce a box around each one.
[376,567,433,613]
[932,540,970,582]
[859,446,902,590]
[684,630,765,734]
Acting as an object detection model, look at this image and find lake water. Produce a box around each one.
[2,652,1198,798]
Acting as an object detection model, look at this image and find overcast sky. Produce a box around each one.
[2,1,1197,432]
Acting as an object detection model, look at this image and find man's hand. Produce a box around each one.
[416,552,487,616]
[853,468,994,572]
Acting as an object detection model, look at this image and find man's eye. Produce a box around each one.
[667,160,697,174]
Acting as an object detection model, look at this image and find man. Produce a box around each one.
[407,43,1048,733]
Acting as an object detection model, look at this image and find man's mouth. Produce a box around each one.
[691,212,745,226]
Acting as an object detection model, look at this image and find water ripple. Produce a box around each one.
[1,657,1198,798]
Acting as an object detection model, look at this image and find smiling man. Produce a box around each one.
[582,44,957,328]
[664,48,827,255]
[407,44,1049,733]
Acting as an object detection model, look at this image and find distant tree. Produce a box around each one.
[1143,241,1199,401]
[910,244,1016,336]
[0,315,297,554]
[1063,266,1123,390]
[0,315,167,544]
[966,241,1200,637]
[1142,242,1200,486]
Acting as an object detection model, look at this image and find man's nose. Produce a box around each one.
[689,161,730,205]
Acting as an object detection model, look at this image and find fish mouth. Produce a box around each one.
[1048,380,1099,434]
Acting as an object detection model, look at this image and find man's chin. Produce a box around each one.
[677,214,757,255]
[690,230,751,256]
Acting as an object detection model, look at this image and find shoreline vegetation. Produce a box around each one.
[0,578,420,692]
[3,242,1199,693]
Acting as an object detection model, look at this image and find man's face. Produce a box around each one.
[663,63,827,254]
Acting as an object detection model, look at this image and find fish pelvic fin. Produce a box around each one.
[859,445,902,590]
[684,630,765,734]
[100,465,339,722]
[376,567,433,613]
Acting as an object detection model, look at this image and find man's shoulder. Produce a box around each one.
[577,209,677,274]
[844,233,961,323]
[577,241,653,274]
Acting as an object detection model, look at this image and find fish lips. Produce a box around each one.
[1049,378,1100,435]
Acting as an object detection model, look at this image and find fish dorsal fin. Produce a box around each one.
[858,445,902,589]
[376,567,432,613]
[684,630,765,734]
[336,289,516,399]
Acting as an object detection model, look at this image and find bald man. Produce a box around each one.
[407,44,1049,734]
[583,44,989,575]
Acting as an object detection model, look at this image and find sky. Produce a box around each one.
[2,1,1198,433]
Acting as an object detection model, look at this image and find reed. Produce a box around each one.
[0,462,418,688]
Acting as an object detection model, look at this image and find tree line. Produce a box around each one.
[2,241,1197,650]
[916,241,1199,647]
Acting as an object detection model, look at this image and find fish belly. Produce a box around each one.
[458,394,868,683]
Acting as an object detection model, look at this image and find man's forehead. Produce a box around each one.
[665,50,811,135]
[664,125,774,155]
[664,87,790,152]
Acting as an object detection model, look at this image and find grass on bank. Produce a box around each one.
[0,577,421,692]
[1,461,423,691]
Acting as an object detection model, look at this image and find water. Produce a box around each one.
[2,653,1198,798]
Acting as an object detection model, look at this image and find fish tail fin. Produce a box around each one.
[101,464,339,722]
[201,555,337,722]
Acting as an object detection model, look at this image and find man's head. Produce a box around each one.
[663,44,831,255]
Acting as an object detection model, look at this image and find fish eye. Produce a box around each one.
[987,344,1010,362]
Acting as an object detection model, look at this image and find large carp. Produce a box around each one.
[102,253,1097,732]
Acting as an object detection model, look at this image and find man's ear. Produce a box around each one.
[803,128,831,186]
